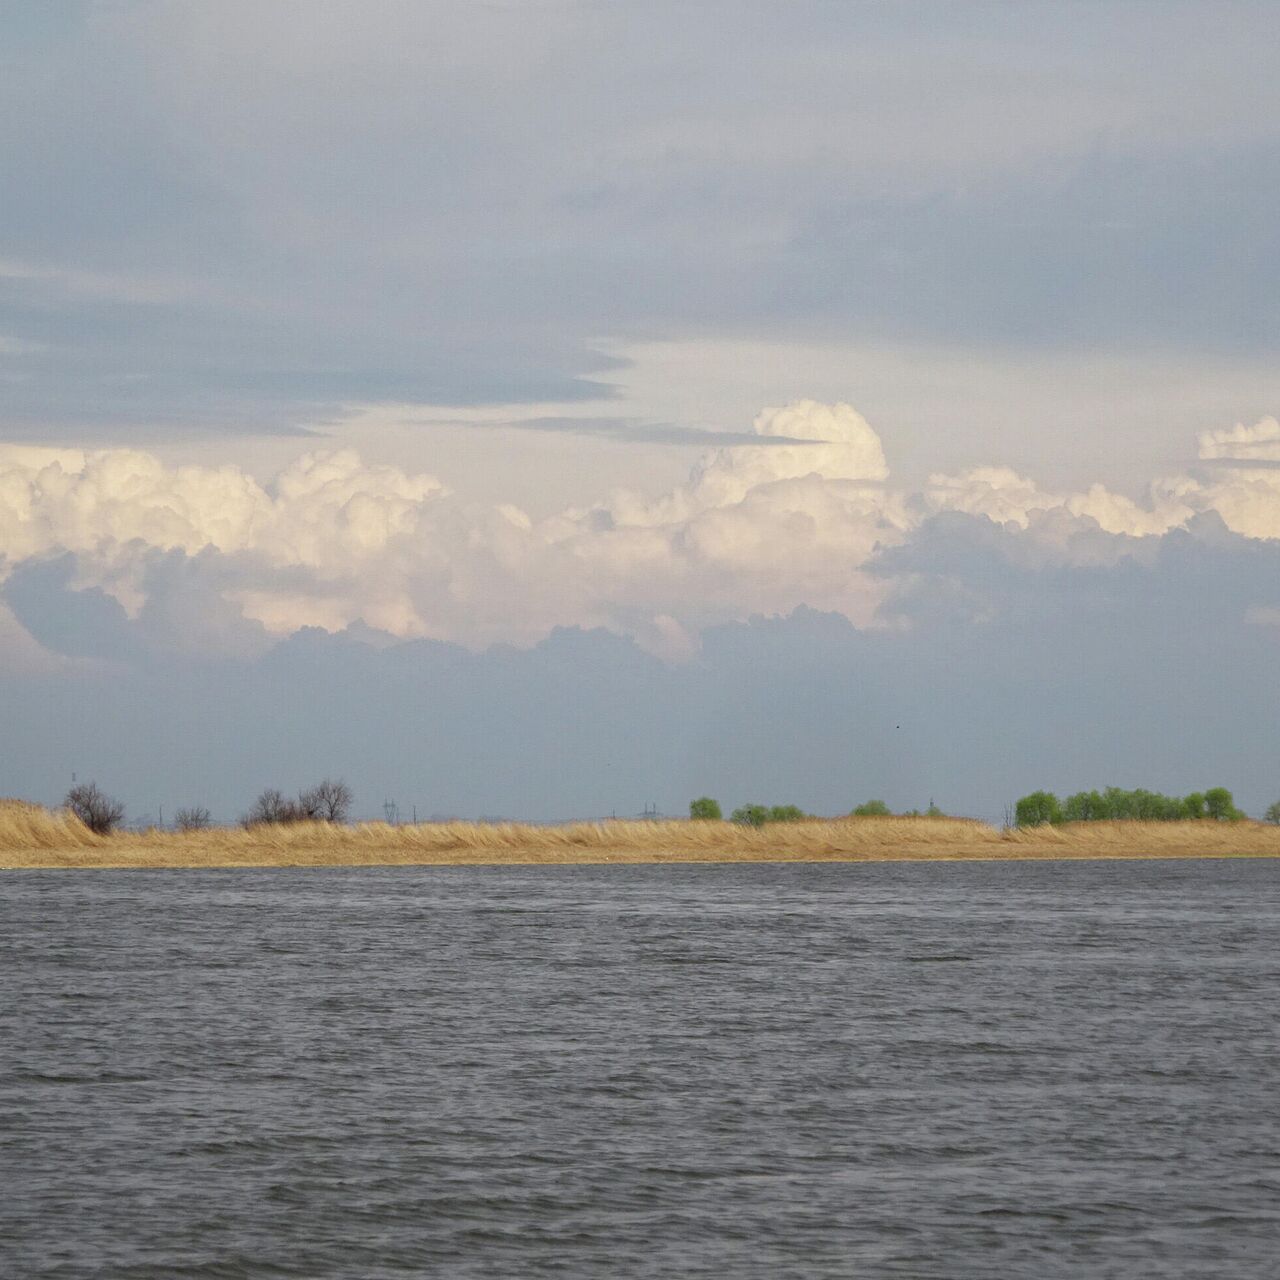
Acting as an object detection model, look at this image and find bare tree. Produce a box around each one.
[306,778,353,823]
[295,786,323,820]
[66,782,125,836]
[244,788,300,827]
[245,780,353,827]
[174,806,212,832]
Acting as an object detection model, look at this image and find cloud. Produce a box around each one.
[5,401,1280,665]
[6,3,1280,439]
[472,415,827,447]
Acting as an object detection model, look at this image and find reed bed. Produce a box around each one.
[4,799,1280,869]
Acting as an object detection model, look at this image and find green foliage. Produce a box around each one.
[926,801,944,817]
[852,799,891,816]
[1035,784,1244,825]
[689,796,722,821]
[767,804,806,823]
[1062,789,1107,821]
[1265,800,1280,825]
[729,803,806,826]
[1204,787,1242,822]
[1015,791,1062,827]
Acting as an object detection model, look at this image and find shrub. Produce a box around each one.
[767,805,806,823]
[174,806,211,832]
[1204,787,1242,822]
[926,801,944,817]
[1015,791,1062,827]
[689,796,722,821]
[244,788,302,826]
[300,778,353,823]
[1266,800,1280,825]
[245,780,354,827]
[1036,785,1241,824]
[1063,790,1108,822]
[65,782,125,836]
[852,799,891,816]
[731,804,769,828]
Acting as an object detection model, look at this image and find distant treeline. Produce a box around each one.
[1015,787,1243,827]
[64,779,354,836]
[690,797,945,826]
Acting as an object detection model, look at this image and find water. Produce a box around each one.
[3,859,1279,1278]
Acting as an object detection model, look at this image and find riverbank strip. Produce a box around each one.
[5,802,1280,868]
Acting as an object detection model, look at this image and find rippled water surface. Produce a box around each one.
[4,859,1280,1277]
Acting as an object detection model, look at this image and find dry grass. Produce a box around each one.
[4,798,1280,869]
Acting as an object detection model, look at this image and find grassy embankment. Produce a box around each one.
[4,798,1280,869]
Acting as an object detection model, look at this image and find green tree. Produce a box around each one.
[1015,791,1062,827]
[1265,800,1280,825]
[1204,787,1242,822]
[1182,792,1206,820]
[731,804,769,828]
[926,800,944,817]
[852,799,891,816]
[1063,790,1109,821]
[689,797,722,820]
[767,804,806,823]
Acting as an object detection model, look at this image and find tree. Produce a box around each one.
[1182,792,1206,820]
[65,782,125,836]
[301,778,353,823]
[1204,787,1242,822]
[1265,801,1280,825]
[245,788,300,826]
[731,804,769,828]
[767,804,805,823]
[852,799,891,816]
[174,806,211,832]
[926,800,944,817]
[689,797,722,820]
[1015,791,1062,827]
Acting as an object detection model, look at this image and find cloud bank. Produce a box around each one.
[4,401,1280,665]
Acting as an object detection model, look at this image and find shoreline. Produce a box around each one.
[7,850,1280,871]
[5,802,1280,869]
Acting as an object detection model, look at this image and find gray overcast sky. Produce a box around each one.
[4,1,1280,816]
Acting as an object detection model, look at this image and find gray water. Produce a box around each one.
[3,860,1279,1279]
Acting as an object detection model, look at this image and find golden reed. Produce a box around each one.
[4,799,1280,869]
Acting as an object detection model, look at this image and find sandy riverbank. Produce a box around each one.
[5,800,1280,869]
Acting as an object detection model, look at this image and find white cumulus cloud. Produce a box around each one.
[4,403,1280,660]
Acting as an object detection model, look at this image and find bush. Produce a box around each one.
[66,782,125,836]
[1204,787,1242,822]
[1266,801,1280,825]
[689,797,722,820]
[1063,790,1108,821]
[731,804,769,828]
[245,788,301,826]
[1015,791,1062,827]
[852,799,891,816]
[926,801,944,817]
[300,778,353,823]
[767,805,806,823]
[174,806,211,832]
[1037,784,1242,824]
[245,780,353,827]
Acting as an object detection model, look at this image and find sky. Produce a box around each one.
[4,0,1280,822]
